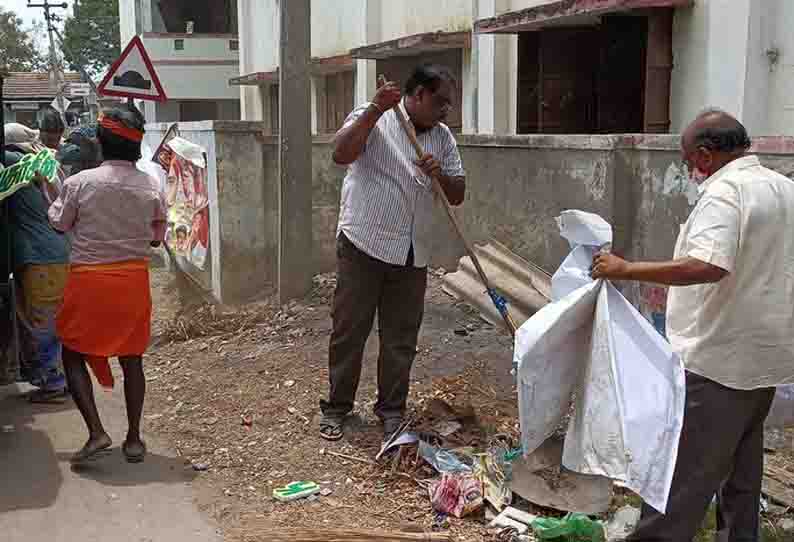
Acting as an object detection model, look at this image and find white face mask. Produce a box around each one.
[689,166,709,184]
[686,162,709,185]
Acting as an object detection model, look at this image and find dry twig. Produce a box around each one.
[234,528,450,542]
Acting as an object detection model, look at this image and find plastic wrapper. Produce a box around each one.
[428,473,483,518]
[531,513,605,541]
[419,441,472,473]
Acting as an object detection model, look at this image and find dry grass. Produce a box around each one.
[229,527,450,542]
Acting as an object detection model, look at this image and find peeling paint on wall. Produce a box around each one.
[639,284,668,337]
[662,162,699,205]
[569,157,608,201]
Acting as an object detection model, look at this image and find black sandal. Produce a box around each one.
[319,417,344,441]
[70,434,113,465]
[122,440,147,463]
[28,388,68,404]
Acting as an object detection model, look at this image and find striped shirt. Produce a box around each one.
[337,101,466,267]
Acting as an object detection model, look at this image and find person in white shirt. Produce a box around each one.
[592,109,794,542]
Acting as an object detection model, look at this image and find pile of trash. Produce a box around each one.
[372,392,612,541]
[387,210,685,539]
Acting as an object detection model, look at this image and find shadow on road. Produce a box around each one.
[0,387,71,514]
[62,449,198,487]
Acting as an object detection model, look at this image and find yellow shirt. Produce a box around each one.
[667,155,794,389]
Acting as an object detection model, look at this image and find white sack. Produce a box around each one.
[551,211,612,300]
[766,385,794,428]
[514,210,685,513]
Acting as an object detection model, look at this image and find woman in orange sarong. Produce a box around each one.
[47,105,167,464]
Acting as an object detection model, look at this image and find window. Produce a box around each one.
[156,0,238,34]
[318,72,355,134]
[174,39,185,51]
[517,13,672,134]
[179,101,219,122]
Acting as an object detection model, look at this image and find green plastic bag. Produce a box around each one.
[531,513,605,542]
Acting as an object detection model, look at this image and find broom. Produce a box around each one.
[161,241,218,307]
[232,528,451,542]
[376,75,517,336]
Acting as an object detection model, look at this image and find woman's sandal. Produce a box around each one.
[70,434,113,465]
[28,388,69,404]
[122,440,147,464]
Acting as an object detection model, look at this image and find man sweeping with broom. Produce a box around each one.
[319,64,466,443]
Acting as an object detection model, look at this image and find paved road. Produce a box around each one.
[0,382,221,542]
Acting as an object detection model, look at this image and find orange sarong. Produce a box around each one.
[56,260,152,389]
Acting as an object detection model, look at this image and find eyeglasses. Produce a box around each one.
[429,90,453,112]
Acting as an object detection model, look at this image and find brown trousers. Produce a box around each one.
[320,233,427,422]
[629,372,775,542]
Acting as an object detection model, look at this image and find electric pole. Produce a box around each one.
[27,1,69,124]
[50,25,100,120]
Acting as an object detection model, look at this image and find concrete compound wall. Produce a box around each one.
[291,133,794,330]
[144,121,274,305]
[144,121,794,318]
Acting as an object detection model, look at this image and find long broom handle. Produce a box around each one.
[378,76,517,336]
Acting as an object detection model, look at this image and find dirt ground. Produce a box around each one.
[146,268,519,541]
[144,267,794,542]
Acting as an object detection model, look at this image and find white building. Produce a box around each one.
[234,0,794,137]
[118,0,241,123]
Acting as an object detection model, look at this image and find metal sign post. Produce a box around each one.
[0,70,5,151]
[27,1,69,122]
[49,26,101,120]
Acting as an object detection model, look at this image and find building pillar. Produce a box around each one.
[354,0,380,106]
[706,0,753,122]
[476,0,497,134]
[741,0,776,134]
[506,35,518,135]
[311,76,320,134]
[260,85,274,133]
[462,42,478,133]
[139,0,153,33]
[475,0,515,134]
[355,60,378,106]
[313,75,328,134]
[143,101,157,123]
[277,0,313,303]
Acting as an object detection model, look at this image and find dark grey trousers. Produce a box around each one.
[320,233,427,422]
[628,372,775,542]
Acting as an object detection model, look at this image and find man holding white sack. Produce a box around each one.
[592,110,794,541]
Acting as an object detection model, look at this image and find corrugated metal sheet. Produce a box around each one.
[442,240,552,331]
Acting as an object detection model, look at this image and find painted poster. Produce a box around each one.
[160,136,210,270]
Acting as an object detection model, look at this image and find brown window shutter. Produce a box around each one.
[644,8,674,134]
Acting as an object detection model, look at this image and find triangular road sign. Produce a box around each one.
[98,36,167,102]
[50,97,71,114]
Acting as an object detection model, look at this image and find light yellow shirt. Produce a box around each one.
[667,155,794,390]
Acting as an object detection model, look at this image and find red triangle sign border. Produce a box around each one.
[98,35,168,103]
